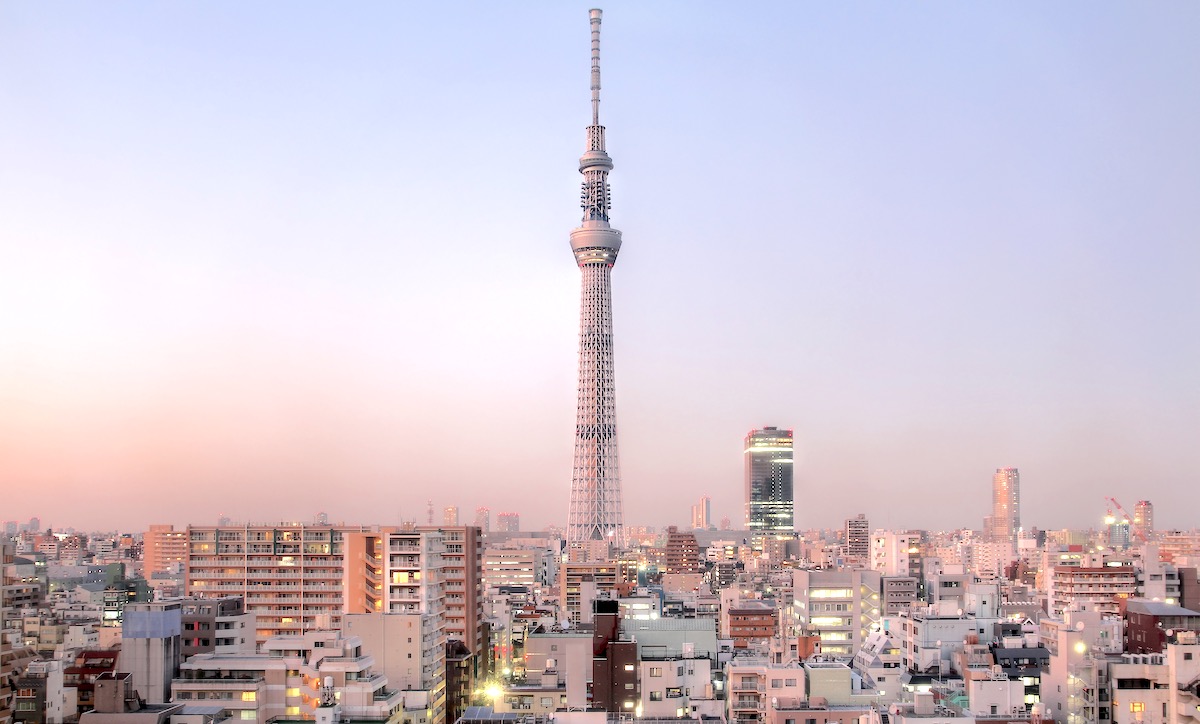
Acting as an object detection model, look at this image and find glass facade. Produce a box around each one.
[744,427,794,532]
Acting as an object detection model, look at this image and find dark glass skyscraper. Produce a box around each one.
[744,427,794,532]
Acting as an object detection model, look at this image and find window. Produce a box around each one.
[650,667,663,677]
[666,687,683,698]
[771,679,783,688]
[241,692,256,702]
[650,692,663,701]
[240,711,256,720]
[624,664,635,671]
[785,678,797,687]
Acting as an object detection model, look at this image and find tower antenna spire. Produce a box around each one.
[590,9,603,127]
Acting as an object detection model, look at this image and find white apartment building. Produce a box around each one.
[872,531,921,578]
[173,630,408,724]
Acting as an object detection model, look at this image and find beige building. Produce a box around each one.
[142,525,188,576]
[185,524,388,642]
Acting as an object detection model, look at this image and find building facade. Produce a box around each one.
[744,427,794,533]
[985,467,1020,554]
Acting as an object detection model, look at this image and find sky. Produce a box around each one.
[1,2,1197,535]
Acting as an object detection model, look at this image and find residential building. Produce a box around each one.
[343,613,446,724]
[985,467,1021,556]
[495,514,519,534]
[871,530,921,578]
[184,524,384,641]
[1123,599,1200,653]
[142,526,188,577]
[179,596,255,660]
[845,514,869,563]
[662,528,702,576]
[1048,563,1138,616]
[173,630,409,724]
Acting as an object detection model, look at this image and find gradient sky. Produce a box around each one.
[2,2,1197,534]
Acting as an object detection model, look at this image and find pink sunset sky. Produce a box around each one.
[1,2,1197,533]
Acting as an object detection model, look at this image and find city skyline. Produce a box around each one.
[1,3,1198,532]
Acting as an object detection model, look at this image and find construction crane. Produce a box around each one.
[1105,496,1147,542]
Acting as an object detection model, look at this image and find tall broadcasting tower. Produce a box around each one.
[567,9,625,550]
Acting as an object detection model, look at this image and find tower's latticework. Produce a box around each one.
[567,9,625,550]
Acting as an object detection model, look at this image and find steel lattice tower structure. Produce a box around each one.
[567,9,625,550]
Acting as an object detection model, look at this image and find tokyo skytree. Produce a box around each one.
[566,9,625,550]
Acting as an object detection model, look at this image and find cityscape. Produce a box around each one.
[2,5,1199,724]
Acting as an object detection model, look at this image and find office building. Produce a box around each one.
[567,9,627,550]
[744,427,794,533]
[792,568,882,658]
[117,601,181,703]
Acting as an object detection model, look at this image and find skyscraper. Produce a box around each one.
[567,9,626,550]
[744,427,794,532]
[691,495,712,530]
[496,512,520,533]
[986,467,1020,553]
[474,506,490,533]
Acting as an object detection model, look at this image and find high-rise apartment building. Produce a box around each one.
[567,9,626,551]
[1134,500,1154,541]
[985,467,1020,554]
[744,427,794,533]
[443,506,459,527]
[496,512,520,533]
[691,495,712,530]
[425,526,485,659]
[143,525,188,575]
[474,507,490,533]
[662,527,703,575]
[845,514,870,561]
[184,524,385,642]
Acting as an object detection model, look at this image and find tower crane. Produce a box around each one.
[1105,496,1147,542]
